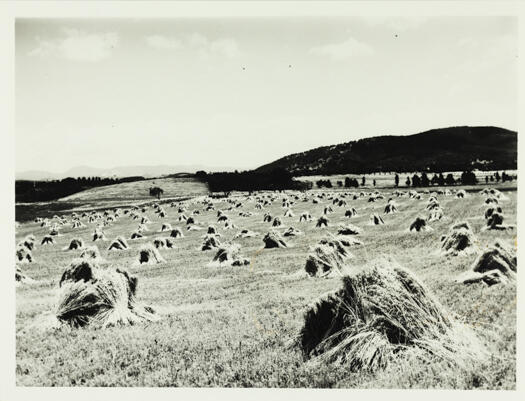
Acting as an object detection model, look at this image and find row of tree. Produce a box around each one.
[16,176,145,203]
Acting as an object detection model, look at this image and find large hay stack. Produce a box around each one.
[440,222,477,256]
[56,259,158,327]
[263,231,288,249]
[137,244,166,265]
[304,238,352,278]
[299,259,481,371]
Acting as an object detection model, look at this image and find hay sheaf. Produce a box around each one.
[263,231,288,249]
[457,240,517,286]
[137,244,166,265]
[316,216,329,228]
[208,243,250,267]
[304,239,352,278]
[369,214,385,225]
[298,259,483,372]
[202,234,222,251]
[337,223,361,236]
[409,217,432,232]
[108,236,129,251]
[440,222,477,256]
[56,259,158,328]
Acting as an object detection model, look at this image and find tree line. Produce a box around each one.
[16,176,145,203]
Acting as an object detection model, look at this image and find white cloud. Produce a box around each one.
[29,28,118,62]
[310,37,374,61]
[145,33,239,58]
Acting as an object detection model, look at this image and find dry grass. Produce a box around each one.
[15,183,517,388]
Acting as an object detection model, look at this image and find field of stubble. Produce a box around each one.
[15,185,516,388]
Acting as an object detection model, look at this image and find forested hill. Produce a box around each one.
[255,126,517,175]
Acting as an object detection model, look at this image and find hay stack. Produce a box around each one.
[41,235,55,245]
[137,244,165,265]
[234,229,258,239]
[370,214,385,225]
[485,206,502,220]
[207,225,218,235]
[337,223,361,236]
[263,231,288,249]
[284,209,295,217]
[456,190,466,198]
[299,212,312,222]
[384,202,397,214]
[263,213,272,223]
[272,217,283,227]
[409,216,432,232]
[484,211,513,230]
[457,240,516,285]
[79,245,103,260]
[153,237,174,249]
[56,259,158,327]
[304,238,352,278]
[345,208,358,218]
[316,216,329,228]
[209,243,249,267]
[299,259,480,371]
[16,246,33,263]
[16,266,34,285]
[160,223,172,232]
[66,238,84,250]
[108,236,129,251]
[428,208,444,222]
[130,231,144,240]
[283,227,303,237]
[93,229,106,242]
[440,222,477,256]
[170,228,184,238]
[323,206,333,215]
[201,234,221,251]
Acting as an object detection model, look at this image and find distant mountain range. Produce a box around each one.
[16,164,241,181]
[255,126,517,175]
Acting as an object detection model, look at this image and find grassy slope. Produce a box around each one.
[15,186,516,388]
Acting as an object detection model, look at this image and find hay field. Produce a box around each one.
[15,185,516,388]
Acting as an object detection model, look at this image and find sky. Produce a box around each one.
[15,17,518,173]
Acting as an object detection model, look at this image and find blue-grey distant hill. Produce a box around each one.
[255,126,517,175]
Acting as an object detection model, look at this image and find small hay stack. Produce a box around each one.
[170,228,184,238]
[316,216,329,228]
[41,235,55,245]
[137,244,166,265]
[160,223,172,232]
[457,240,516,286]
[93,229,107,242]
[16,266,34,285]
[283,227,303,237]
[263,231,288,249]
[304,238,352,278]
[153,237,174,249]
[370,214,385,225]
[130,231,144,240]
[234,229,258,239]
[428,208,444,222]
[440,222,477,256]
[16,246,33,263]
[66,238,84,251]
[485,206,502,220]
[209,243,250,267]
[207,225,218,235]
[79,245,103,261]
[456,189,466,199]
[484,211,513,231]
[108,236,129,251]
[345,208,358,218]
[299,212,312,222]
[409,216,432,232]
[298,259,481,371]
[272,217,283,227]
[56,259,158,327]
[384,202,397,214]
[337,223,361,236]
[201,234,222,251]
[284,209,295,217]
[263,213,272,223]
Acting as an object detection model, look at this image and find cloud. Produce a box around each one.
[360,16,429,32]
[29,28,118,62]
[145,33,239,58]
[310,37,374,61]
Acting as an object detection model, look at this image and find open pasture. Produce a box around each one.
[15,185,517,388]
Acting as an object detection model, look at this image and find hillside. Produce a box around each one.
[256,126,517,175]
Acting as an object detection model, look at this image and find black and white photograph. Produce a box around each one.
[2,0,523,398]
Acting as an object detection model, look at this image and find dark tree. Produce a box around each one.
[373,179,376,187]
[460,171,477,185]
[361,176,366,186]
[438,173,445,186]
[421,173,430,187]
[405,176,411,186]
[495,172,501,182]
[149,186,164,200]
[445,173,455,186]
[485,176,489,184]
[412,174,421,187]
[394,174,399,187]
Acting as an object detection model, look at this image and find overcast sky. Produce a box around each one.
[15,17,517,173]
